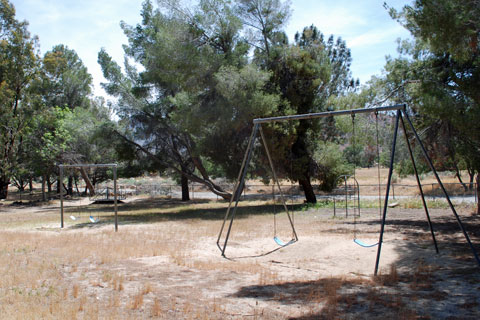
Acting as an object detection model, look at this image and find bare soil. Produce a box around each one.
[0,194,479,319]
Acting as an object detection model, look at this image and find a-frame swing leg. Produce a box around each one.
[403,111,480,268]
[259,125,298,244]
[399,112,439,254]
[217,124,259,256]
[374,110,401,275]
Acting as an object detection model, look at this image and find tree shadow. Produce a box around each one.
[65,197,305,230]
[231,209,480,319]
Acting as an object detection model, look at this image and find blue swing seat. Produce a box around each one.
[274,236,294,247]
[354,238,378,248]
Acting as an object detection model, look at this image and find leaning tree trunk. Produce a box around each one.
[79,168,95,196]
[0,176,9,200]
[115,131,232,201]
[299,176,317,204]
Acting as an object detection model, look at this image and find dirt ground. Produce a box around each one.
[0,196,479,319]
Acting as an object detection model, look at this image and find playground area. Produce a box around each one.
[1,170,479,319]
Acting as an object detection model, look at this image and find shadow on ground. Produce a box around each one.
[65,197,305,230]
[231,209,480,319]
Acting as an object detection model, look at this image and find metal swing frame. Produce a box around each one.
[217,104,480,275]
[59,164,119,232]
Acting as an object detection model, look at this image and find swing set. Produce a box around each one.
[59,164,119,232]
[217,104,480,275]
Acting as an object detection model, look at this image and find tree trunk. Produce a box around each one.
[29,177,33,193]
[41,175,46,202]
[79,168,95,196]
[67,176,73,196]
[74,177,80,195]
[115,130,232,200]
[0,176,9,200]
[453,162,467,191]
[299,177,316,204]
[467,167,475,191]
[181,170,190,201]
[47,175,52,193]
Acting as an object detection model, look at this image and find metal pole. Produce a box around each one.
[259,125,298,241]
[114,166,118,232]
[356,178,361,217]
[254,104,406,124]
[403,112,480,268]
[217,124,259,256]
[345,177,348,218]
[374,110,401,275]
[60,166,64,228]
[399,112,438,253]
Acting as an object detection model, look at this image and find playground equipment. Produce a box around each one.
[217,104,480,275]
[332,174,360,218]
[59,163,119,231]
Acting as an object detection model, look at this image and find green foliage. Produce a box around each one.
[0,0,41,197]
[313,141,352,191]
[385,0,480,177]
[40,44,92,110]
[394,157,429,178]
[97,0,359,202]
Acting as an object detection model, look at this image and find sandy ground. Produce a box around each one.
[0,197,479,319]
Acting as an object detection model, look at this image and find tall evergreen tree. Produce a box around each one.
[0,0,41,199]
[386,0,480,212]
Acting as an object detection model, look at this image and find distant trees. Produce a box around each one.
[0,0,41,199]
[3,0,477,208]
[99,0,357,203]
[263,25,357,201]
[0,0,116,199]
[382,0,480,212]
[98,0,248,201]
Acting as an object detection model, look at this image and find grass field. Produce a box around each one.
[1,169,479,319]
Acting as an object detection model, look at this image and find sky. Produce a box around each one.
[11,0,412,98]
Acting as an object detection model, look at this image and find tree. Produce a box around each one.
[99,0,284,201]
[0,0,40,199]
[235,0,291,60]
[386,0,480,212]
[100,0,357,203]
[40,44,92,111]
[260,25,357,202]
[23,44,95,197]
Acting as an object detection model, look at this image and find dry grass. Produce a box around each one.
[0,177,479,319]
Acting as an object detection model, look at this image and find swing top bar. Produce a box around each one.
[58,164,118,168]
[253,104,406,124]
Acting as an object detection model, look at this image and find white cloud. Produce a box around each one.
[348,25,406,48]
